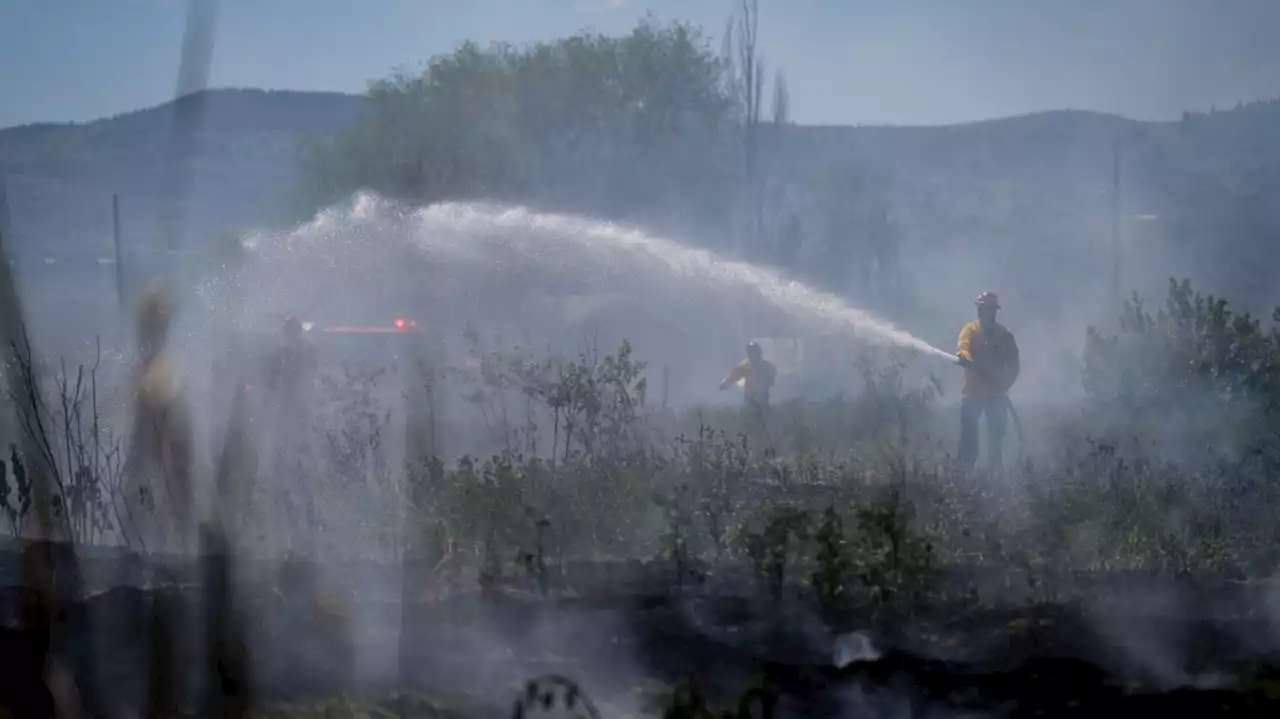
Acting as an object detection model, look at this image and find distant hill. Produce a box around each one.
[0,88,365,348]
[785,100,1280,320]
[3,87,1280,351]
[0,88,365,262]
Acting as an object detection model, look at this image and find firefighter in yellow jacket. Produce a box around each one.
[955,291,1020,472]
[720,340,777,410]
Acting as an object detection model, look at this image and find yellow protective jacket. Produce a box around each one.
[956,320,1020,399]
[721,358,777,402]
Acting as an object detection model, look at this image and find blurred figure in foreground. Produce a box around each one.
[122,284,194,554]
[266,315,318,399]
[955,291,1020,474]
[720,340,777,415]
[264,315,320,553]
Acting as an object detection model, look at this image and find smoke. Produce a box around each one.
[159,191,992,709]
[833,630,881,668]
[207,192,954,364]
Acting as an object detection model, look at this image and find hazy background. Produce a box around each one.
[3,0,1280,409]
[6,4,1280,708]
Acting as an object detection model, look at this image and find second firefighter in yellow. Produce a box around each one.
[720,340,777,409]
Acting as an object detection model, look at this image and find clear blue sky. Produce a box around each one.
[3,0,1279,129]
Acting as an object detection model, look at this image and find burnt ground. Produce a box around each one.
[3,545,1280,717]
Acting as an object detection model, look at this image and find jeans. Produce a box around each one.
[959,395,1008,471]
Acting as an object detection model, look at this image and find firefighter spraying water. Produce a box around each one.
[954,291,1022,474]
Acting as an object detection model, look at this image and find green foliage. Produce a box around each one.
[674,426,751,560]
[3,339,131,545]
[851,484,938,606]
[299,19,735,231]
[318,360,392,482]
[811,505,851,618]
[509,675,603,719]
[454,336,651,462]
[0,444,32,535]
[15,278,1280,617]
[741,503,809,604]
[1086,279,1278,409]
[655,482,697,587]
[1083,278,1280,458]
[408,304,1280,603]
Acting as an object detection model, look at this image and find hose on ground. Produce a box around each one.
[1004,393,1025,469]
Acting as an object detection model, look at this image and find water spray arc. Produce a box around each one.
[423,201,958,360]
[239,193,959,361]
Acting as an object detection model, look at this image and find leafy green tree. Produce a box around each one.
[298,18,737,238]
[1082,278,1280,456]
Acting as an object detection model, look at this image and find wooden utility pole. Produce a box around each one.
[1110,139,1122,318]
[113,193,125,311]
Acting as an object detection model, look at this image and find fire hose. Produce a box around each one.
[1005,393,1025,467]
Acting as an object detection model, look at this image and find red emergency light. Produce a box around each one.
[320,316,423,334]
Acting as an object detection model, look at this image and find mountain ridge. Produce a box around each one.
[3,89,1158,136]
[0,87,1166,264]
[3,87,1280,332]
